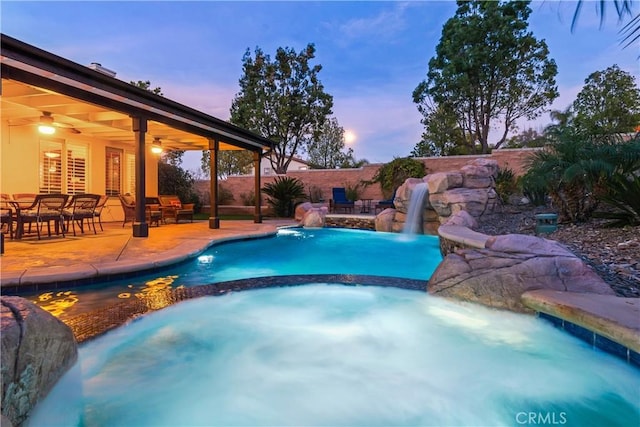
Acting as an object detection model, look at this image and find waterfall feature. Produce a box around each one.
[403,182,429,234]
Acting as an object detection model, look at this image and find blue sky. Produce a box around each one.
[2,1,638,171]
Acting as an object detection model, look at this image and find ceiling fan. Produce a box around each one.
[38,111,81,134]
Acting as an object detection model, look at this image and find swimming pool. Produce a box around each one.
[21,228,443,318]
[29,284,640,426]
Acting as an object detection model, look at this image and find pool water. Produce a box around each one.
[29,285,640,427]
[23,228,443,318]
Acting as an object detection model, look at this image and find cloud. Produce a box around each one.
[328,2,416,45]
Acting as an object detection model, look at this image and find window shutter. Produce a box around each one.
[66,144,88,195]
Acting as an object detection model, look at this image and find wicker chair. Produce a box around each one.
[158,195,194,223]
[118,194,136,227]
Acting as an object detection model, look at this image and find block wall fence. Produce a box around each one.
[194,148,540,206]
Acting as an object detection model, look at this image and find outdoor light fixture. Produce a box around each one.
[151,138,163,154]
[38,112,56,135]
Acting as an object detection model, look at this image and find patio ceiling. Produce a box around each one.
[1,33,274,153]
[1,79,244,151]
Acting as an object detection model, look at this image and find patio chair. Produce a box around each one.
[64,194,101,236]
[118,194,136,227]
[330,187,354,213]
[1,200,13,239]
[119,194,162,227]
[10,193,69,240]
[158,195,194,223]
[93,195,109,231]
[375,188,397,213]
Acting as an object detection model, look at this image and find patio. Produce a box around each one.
[0,219,296,291]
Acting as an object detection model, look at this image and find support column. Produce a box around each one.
[253,150,262,223]
[132,117,148,237]
[208,138,220,229]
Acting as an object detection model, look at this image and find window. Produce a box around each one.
[125,153,136,195]
[105,147,122,196]
[39,140,63,193]
[66,144,87,195]
[39,139,89,194]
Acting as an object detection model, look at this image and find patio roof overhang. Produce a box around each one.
[0,33,274,153]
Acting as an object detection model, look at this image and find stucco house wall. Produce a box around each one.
[1,121,160,222]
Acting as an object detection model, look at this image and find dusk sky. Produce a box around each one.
[2,1,638,171]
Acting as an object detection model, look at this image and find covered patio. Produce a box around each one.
[1,34,274,237]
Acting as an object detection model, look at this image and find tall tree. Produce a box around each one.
[200,150,253,179]
[307,117,354,168]
[414,0,559,154]
[130,80,163,96]
[411,102,471,156]
[572,65,640,137]
[230,44,333,174]
[503,127,547,148]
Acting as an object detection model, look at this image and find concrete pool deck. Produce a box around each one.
[0,219,296,288]
[1,219,638,360]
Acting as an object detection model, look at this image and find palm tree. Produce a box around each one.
[573,0,639,48]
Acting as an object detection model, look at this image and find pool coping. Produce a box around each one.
[64,275,429,343]
[438,224,640,367]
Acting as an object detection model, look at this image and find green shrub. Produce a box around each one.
[261,176,307,217]
[495,166,518,204]
[218,185,235,205]
[240,191,255,206]
[593,173,640,227]
[344,181,364,201]
[518,173,548,206]
[370,157,426,198]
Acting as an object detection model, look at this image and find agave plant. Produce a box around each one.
[593,173,640,227]
[261,176,307,217]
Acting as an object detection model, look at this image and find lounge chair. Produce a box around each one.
[375,188,397,213]
[330,187,355,213]
[158,195,194,223]
[63,194,101,236]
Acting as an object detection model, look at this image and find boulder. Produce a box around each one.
[294,202,314,222]
[394,178,427,214]
[431,188,490,218]
[428,234,615,313]
[469,158,499,177]
[375,208,396,232]
[426,172,463,194]
[1,297,78,427]
[302,207,327,228]
[461,163,494,188]
[443,210,478,230]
